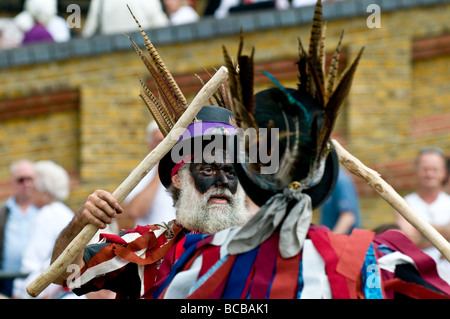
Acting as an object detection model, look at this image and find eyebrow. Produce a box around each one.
[196,162,233,169]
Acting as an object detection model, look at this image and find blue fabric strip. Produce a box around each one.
[265,262,278,299]
[296,260,304,299]
[222,247,259,299]
[152,233,208,298]
[184,233,208,249]
[361,243,383,299]
[189,255,229,295]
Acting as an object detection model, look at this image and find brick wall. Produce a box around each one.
[0,90,80,200]
[0,1,449,230]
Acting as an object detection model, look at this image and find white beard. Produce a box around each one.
[175,168,253,234]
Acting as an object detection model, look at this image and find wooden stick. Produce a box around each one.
[26,66,229,298]
[331,139,450,262]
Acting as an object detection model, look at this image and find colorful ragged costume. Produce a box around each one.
[68,222,450,299]
[155,226,450,299]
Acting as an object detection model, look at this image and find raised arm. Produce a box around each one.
[51,189,123,285]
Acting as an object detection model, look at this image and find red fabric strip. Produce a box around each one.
[112,226,183,265]
[179,236,215,272]
[249,232,279,299]
[111,230,156,263]
[146,244,179,299]
[384,278,450,299]
[211,275,229,299]
[240,267,255,299]
[143,264,157,298]
[308,230,351,299]
[99,233,127,245]
[187,255,237,299]
[328,228,375,299]
[374,230,450,295]
[124,224,157,235]
[175,237,186,260]
[335,228,375,281]
[84,244,116,271]
[146,227,183,262]
[269,251,301,299]
[199,246,221,278]
[327,233,347,258]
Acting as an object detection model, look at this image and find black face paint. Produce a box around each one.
[189,161,238,195]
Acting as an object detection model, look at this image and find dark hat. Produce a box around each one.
[231,87,339,209]
[158,105,236,188]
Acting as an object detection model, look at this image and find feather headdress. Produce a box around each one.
[223,0,364,193]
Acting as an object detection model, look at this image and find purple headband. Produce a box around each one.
[178,121,237,141]
[170,121,237,177]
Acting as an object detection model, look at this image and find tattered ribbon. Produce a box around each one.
[227,188,313,258]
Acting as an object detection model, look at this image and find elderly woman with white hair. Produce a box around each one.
[13,160,76,299]
[13,0,70,45]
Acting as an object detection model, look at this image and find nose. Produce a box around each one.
[214,171,229,188]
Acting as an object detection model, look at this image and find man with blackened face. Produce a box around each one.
[169,151,252,234]
[49,106,256,298]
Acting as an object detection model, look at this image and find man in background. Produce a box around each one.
[396,147,450,283]
[0,159,39,297]
[82,0,169,37]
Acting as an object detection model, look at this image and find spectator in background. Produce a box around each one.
[291,0,321,8]
[319,167,361,234]
[82,0,169,38]
[122,122,176,227]
[12,160,76,299]
[13,160,117,299]
[18,0,71,45]
[0,160,39,298]
[163,0,200,25]
[0,18,23,50]
[214,0,289,19]
[396,147,450,283]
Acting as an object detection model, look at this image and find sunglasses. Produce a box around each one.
[16,177,33,184]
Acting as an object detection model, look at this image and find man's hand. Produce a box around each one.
[75,189,124,230]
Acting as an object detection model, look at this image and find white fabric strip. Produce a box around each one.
[68,232,152,290]
[163,255,203,299]
[377,251,416,273]
[300,239,331,299]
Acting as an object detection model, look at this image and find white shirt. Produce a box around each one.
[169,6,200,26]
[46,15,71,42]
[404,192,450,283]
[13,201,75,298]
[214,0,290,19]
[125,166,176,226]
[82,0,169,37]
[291,0,321,8]
[405,192,450,226]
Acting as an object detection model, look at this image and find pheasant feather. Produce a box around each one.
[138,76,173,136]
[325,30,344,103]
[126,5,194,136]
[222,32,258,132]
